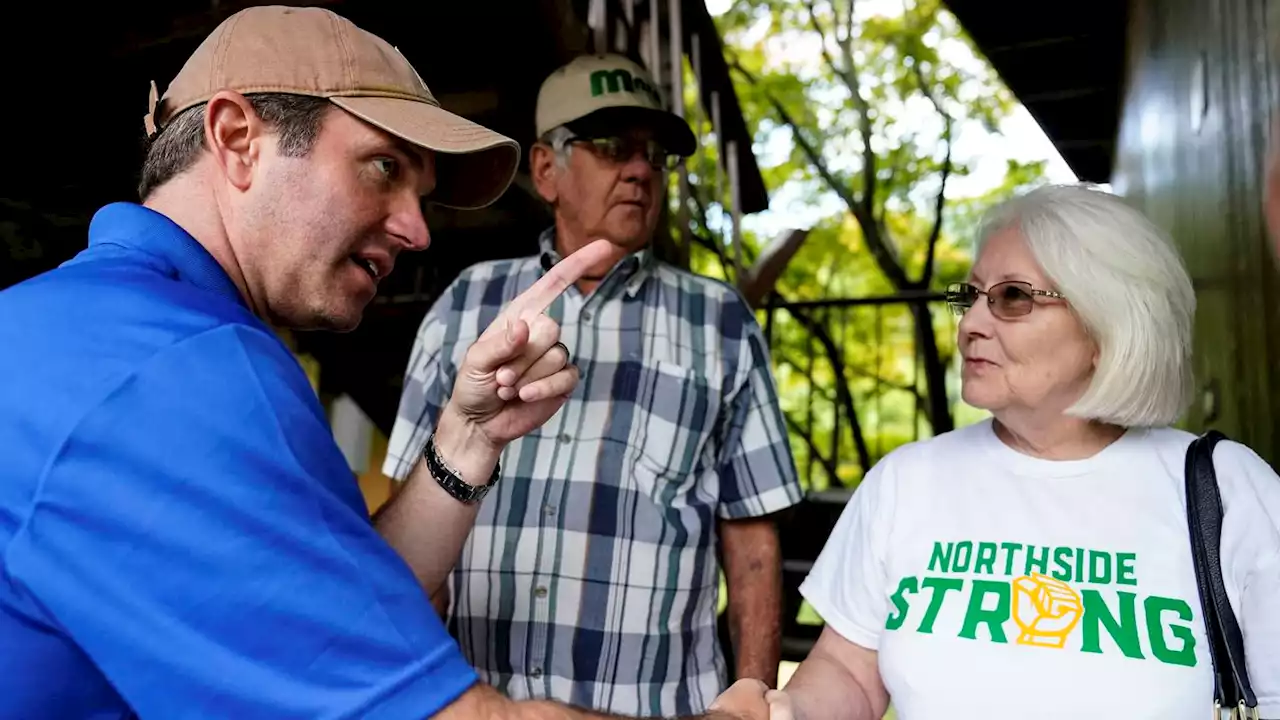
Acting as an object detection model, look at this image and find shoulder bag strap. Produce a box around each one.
[1184,430,1258,718]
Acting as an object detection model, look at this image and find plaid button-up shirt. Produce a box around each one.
[383,229,802,717]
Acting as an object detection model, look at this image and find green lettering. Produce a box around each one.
[1081,590,1144,659]
[974,542,998,575]
[1025,545,1049,575]
[631,76,659,103]
[1116,553,1137,586]
[958,580,1010,643]
[999,542,1023,575]
[953,541,973,572]
[1145,596,1197,667]
[885,576,918,631]
[1052,546,1073,581]
[917,577,964,634]
[1087,551,1113,584]
[589,69,635,96]
[927,542,954,573]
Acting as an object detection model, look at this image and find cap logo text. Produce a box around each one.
[589,69,660,105]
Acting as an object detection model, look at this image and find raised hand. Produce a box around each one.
[1011,573,1082,649]
[445,238,615,450]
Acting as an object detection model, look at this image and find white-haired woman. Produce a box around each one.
[768,184,1280,719]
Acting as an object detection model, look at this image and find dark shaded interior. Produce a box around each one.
[0,0,766,434]
[943,0,1129,183]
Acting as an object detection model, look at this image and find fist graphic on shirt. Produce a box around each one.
[1011,573,1083,649]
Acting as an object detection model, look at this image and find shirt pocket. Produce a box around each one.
[629,361,717,506]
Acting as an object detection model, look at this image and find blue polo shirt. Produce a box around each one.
[0,203,477,718]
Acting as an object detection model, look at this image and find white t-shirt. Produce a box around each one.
[799,419,1280,719]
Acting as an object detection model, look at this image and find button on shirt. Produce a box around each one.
[383,228,803,717]
[0,203,477,718]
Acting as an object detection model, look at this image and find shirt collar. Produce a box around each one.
[85,202,247,309]
[536,226,655,298]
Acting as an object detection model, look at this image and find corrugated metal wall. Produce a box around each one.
[1113,0,1280,464]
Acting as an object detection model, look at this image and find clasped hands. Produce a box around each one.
[709,679,795,720]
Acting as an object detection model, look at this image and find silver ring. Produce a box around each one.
[552,341,571,366]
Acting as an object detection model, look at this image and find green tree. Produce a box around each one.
[675,0,1047,488]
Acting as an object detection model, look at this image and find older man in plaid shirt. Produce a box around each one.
[383,53,802,718]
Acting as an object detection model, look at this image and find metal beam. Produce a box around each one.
[682,0,769,214]
[1018,86,1114,104]
[983,34,1094,55]
[1049,139,1115,150]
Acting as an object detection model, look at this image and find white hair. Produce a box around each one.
[540,125,576,169]
[974,183,1196,428]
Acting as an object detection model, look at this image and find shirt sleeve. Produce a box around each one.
[1217,440,1280,717]
[382,279,467,482]
[797,455,898,652]
[715,306,804,520]
[6,324,477,720]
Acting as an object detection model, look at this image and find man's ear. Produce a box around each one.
[204,90,266,192]
[529,142,559,204]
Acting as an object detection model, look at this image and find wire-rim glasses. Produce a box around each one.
[945,281,1066,318]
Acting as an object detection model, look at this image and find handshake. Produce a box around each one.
[706,679,796,720]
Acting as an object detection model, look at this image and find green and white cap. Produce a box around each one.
[534,53,697,157]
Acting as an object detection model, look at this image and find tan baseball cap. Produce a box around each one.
[143,5,520,210]
[534,54,696,157]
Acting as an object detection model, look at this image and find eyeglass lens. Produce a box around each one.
[946,281,1036,318]
[580,136,679,170]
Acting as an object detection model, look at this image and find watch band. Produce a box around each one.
[423,431,500,505]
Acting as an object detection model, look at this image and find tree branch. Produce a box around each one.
[773,301,872,472]
[832,0,878,225]
[804,0,847,113]
[911,61,952,288]
[688,198,732,273]
[843,0,856,50]
[782,413,842,485]
[910,301,954,433]
[728,61,909,289]
[778,354,836,402]
[803,0,878,223]
[827,0,914,292]
[919,124,951,288]
[685,179,761,281]
[780,351,922,400]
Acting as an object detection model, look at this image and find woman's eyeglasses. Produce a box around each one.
[945,281,1066,319]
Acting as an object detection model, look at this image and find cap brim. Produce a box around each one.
[567,106,697,157]
[331,96,521,211]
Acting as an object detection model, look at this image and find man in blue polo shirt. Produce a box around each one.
[0,6,768,720]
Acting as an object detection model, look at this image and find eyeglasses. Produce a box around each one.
[570,136,682,171]
[945,281,1066,319]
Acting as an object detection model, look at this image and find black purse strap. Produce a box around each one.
[1184,430,1258,718]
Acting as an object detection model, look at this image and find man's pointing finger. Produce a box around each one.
[505,239,616,320]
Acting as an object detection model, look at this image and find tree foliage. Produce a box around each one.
[674,0,1050,490]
